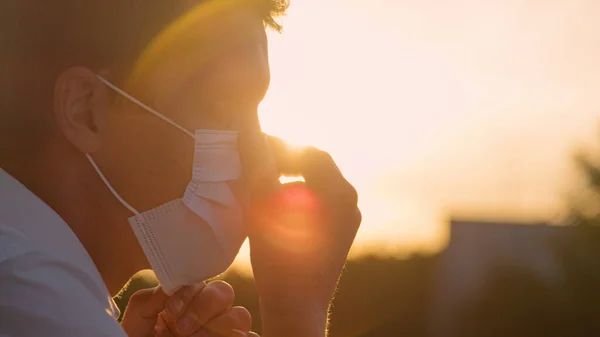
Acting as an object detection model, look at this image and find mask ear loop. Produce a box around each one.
[96,75,195,139]
[85,153,140,215]
[89,76,196,216]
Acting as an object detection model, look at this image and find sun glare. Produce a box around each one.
[234,0,599,269]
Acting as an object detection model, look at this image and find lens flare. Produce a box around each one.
[128,0,257,90]
[259,184,325,253]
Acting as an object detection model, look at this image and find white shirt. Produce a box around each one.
[0,169,127,337]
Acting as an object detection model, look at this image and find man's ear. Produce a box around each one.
[53,67,111,154]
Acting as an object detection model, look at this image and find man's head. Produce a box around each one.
[2,0,287,202]
[0,0,287,289]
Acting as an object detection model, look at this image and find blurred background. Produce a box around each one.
[116,1,600,336]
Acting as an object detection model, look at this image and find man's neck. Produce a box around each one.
[5,152,148,295]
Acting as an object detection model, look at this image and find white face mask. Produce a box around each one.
[87,76,246,295]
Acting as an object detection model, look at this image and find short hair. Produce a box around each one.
[0,0,287,158]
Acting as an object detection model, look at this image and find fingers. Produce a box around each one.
[171,280,235,336]
[266,135,358,207]
[121,286,170,337]
[163,282,207,322]
[264,136,361,244]
[160,306,257,337]
[203,306,252,336]
[266,136,341,183]
[266,135,332,177]
[129,286,169,319]
[154,312,177,337]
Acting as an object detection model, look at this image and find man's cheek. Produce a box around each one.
[201,45,270,103]
[228,180,250,206]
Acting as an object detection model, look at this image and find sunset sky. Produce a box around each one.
[235,0,600,265]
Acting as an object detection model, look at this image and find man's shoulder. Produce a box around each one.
[0,223,97,287]
[0,223,127,337]
[0,223,35,263]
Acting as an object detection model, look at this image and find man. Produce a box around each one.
[0,1,361,337]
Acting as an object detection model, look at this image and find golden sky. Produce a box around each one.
[234,0,600,265]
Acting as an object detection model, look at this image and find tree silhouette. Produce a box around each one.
[567,151,600,227]
[559,146,600,333]
[454,264,573,337]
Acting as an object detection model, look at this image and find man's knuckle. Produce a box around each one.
[329,182,358,208]
[231,306,252,330]
[219,311,239,329]
[354,207,363,227]
[345,184,359,205]
[306,147,331,162]
[207,280,235,305]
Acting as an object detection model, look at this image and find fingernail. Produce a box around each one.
[232,329,247,337]
[168,299,184,317]
[177,315,196,335]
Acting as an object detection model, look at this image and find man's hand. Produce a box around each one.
[240,135,362,337]
[121,281,258,337]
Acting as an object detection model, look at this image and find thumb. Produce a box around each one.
[128,286,169,319]
[121,286,169,337]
